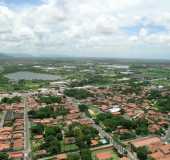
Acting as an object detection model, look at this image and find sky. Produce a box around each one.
[0,0,170,59]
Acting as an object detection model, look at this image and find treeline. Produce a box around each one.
[38,95,62,104]
[96,113,150,139]
[64,88,93,99]
[28,106,68,119]
[148,90,170,112]
[70,74,111,87]
[1,96,21,104]
[31,125,62,156]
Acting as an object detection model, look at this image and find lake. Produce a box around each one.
[5,71,61,81]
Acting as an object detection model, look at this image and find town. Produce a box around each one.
[0,58,170,160]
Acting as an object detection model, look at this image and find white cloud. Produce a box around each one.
[0,0,170,57]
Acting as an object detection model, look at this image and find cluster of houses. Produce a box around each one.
[128,136,170,160]
[0,102,24,160]
[28,94,110,159]
[80,86,169,136]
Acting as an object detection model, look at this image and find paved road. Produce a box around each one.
[164,125,170,143]
[0,111,7,128]
[23,96,32,160]
[81,112,127,155]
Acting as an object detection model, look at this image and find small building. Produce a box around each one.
[56,153,67,160]
[9,151,24,160]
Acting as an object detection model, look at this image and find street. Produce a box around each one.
[23,96,32,160]
[0,110,7,128]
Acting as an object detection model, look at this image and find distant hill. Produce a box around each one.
[0,53,12,59]
[0,53,34,59]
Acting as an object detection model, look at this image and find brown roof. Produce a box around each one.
[9,152,24,159]
[120,157,129,160]
[0,143,10,151]
[150,150,164,159]
[159,156,170,160]
[160,144,170,155]
[130,136,161,148]
[56,153,67,160]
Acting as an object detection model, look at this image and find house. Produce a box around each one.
[148,124,161,133]
[129,136,170,160]
[150,144,170,160]
[35,150,47,158]
[9,151,24,160]
[129,136,161,149]
[91,139,99,146]
[56,153,67,160]
[120,157,129,160]
[0,143,10,151]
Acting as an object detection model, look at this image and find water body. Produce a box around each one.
[5,71,61,81]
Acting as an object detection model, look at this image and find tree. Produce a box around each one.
[80,149,92,160]
[136,146,148,160]
[31,124,44,135]
[0,152,9,160]
[44,126,62,138]
[156,96,170,112]
[1,96,21,104]
[79,104,88,112]
[64,88,93,99]
[68,153,80,160]
[97,113,135,131]
[32,106,53,119]
[39,95,62,104]
[148,90,161,100]
[47,139,61,155]
[136,119,149,136]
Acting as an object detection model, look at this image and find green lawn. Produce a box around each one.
[88,105,101,117]
[92,149,119,160]
[60,141,79,152]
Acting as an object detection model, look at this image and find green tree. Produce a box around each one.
[47,139,61,155]
[0,152,9,160]
[79,104,88,112]
[80,149,92,160]
[68,153,80,160]
[64,88,93,99]
[39,96,62,104]
[31,124,44,135]
[136,146,148,160]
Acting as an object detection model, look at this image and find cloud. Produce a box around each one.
[0,0,170,57]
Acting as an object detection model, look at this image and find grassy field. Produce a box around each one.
[60,141,79,152]
[88,105,101,117]
[92,149,119,160]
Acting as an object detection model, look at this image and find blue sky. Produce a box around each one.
[0,0,170,59]
[1,0,42,6]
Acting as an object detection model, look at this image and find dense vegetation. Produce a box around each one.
[66,123,98,148]
[31,123,94,159]
[136,146,149,160]
[70,74,111,87]
[31,125,62,156]
[1,96,21,104]
[64,88,93,99]
[38,95,62,104]
[96,113,149,137]
[78,104,88,112]
[156,96,170,112]
[28,106,68,119]
[96,113,135,131]
[148,90,170,112]
[0,152,10,160]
